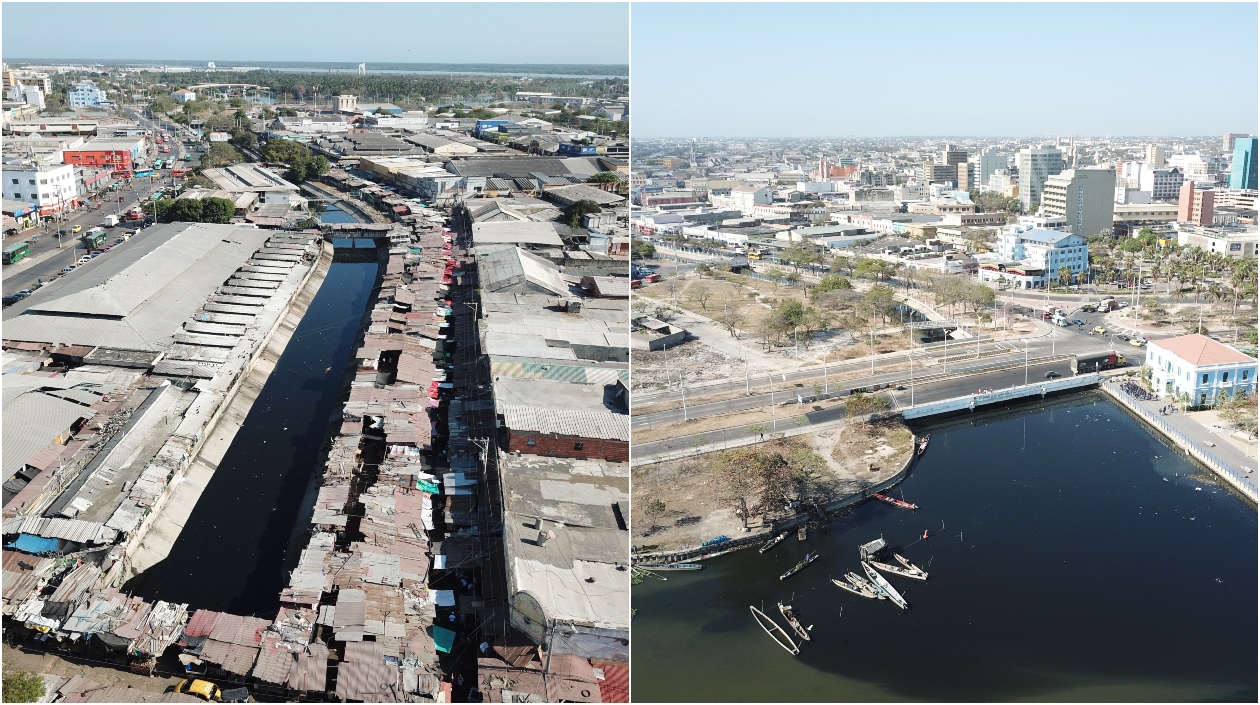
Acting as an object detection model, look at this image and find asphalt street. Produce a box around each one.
[3,109,201,297]
[632,358,1079,460]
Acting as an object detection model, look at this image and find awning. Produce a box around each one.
[9,534,59,555]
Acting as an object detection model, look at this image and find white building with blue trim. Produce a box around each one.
[1147,334,1257,406]
[976,226,1089,289]
[66,83,105,108]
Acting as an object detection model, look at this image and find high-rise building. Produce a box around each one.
[923,162,957,184]
[1223,133,1250,153]
[1040,168,1116,238]
[1139,167,1184,201]
[1177,181,1215,226]
[1228,138,1258,190]
[1145,144,1165,167]
[975,148,1008,191]
[956,163,973,193]
[1016,145,1065,211]
[941,144,968,168]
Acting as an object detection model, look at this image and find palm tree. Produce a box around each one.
[1057,266,1073,288]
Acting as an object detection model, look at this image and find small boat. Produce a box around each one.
[832,576,881,600]
[779,552,820,581]
[759,531,789,553]
[777,602,811,641]
[917,435,930,455]
[868,559,928,582]
[862,561,908,609]
[894,553,929,579]
[871,493,918,510]
[637,563,703,571]
[750,605,799,655]
[845,571,885,599]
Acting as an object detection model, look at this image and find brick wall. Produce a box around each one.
[506,431,628,463]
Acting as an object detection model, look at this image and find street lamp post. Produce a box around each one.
[1024,338,1030,386]
[679,370,688,421]
[768,374,776,432]
[908,349,914,406]
[823,350,829,396]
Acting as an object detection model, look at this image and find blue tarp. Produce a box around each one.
[9,534,59,555]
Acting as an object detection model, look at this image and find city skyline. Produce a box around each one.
[2,2,630,65]
[632,2,1258,138]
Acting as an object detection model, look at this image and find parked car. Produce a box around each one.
[172,679,221,702]
[1072,319,1084,326]
[1093,326,1106,334]
[1045,371,1062,379]
[60,266,75,274]
[1117,334,1131,341]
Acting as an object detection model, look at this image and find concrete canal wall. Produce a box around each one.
[1101,383,1258,504]
[115,242,333,581]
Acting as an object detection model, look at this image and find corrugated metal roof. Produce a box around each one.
[182,609,222,638]
[250,636,296,684]
[287,643,328,692]
[2,390,95,479]
[499,404,629,441]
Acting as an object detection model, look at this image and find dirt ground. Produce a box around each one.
[632,419,915,551]
[630,339,763,392]
[2,643,183,698]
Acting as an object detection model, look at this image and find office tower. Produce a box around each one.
[1228,138,1258,190]
[1016,145,1065,211]
[1041,168,1116,237]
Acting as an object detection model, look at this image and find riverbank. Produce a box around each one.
[632,418,914,558]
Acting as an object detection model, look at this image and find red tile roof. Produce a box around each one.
[1153,334,1255,366]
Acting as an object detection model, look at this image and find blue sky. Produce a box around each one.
[632,2,1258,137]
[2,2,629,65]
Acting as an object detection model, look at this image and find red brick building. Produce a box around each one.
[500,405,629,462]
[1177,181,1214,226]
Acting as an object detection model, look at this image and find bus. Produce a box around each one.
[171,168,186,178]
[3,241,30,264]
[83,228,109,250]
[153,159,164,170]
[134,170,154,178]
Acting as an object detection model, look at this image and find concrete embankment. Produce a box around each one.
[301,182,382,224]
[117,242,333,580]
[1101,382,1258,505]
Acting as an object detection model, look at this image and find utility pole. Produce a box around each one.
[679,370,688,421]
[768,374,776,432]
[823,350,828,395]
[1024,338,1030,386]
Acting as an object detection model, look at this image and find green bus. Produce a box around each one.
[3,241,30,264]
[83,229,108,250]
[154,158,164,170]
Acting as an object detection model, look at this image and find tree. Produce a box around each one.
[713,308,746,337]
[279,108,298,117]
[3,671,46,702]
[631,238,655,259]
[561,199,602,228]
[167,198,204,222]
[260,139,310,164]
[200,197,236,224]
[1057,266,1073,287]
[685,285,714,311]
[694,263,712,278]
[229,129,258,151]
[201,142,243,169]
[587,171,620,183]
[642,498,667,530]
[813,274,852,294]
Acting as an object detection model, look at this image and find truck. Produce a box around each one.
[1098,297,1117,312]
[1071,352,1127,374]
[103,214,120,227]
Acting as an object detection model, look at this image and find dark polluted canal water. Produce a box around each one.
[131,260,378,617]
[632,391,1257,702]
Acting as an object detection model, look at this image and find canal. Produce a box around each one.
[131,259,379,617]
[632,391,1257,702]
[319,204,359,224]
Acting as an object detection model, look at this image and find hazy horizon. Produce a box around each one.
[633,2,1258,138]
[2,2,629,66]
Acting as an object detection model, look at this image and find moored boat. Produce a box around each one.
[917,435,930,455]
[638,562,703,571]
[832,575,881,599]
[845,571,885,599]
[779,552,820,581]
[871,493,918,510]
[759,531,789,553]
[777,602,811,641]
[894,553,929,579]
[869,559,928,582]
[750,605,800,655]
[862,560,908,609]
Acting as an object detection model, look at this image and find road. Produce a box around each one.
[631,358,1078,459]
[3,109,202,297]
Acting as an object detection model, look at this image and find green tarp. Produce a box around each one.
[416,479,440,494]
[432,626,456,654]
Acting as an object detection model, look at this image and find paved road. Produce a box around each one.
[3,110,203,297]
[632,358,1077,459]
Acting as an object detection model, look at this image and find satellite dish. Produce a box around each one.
[509,591,546,645]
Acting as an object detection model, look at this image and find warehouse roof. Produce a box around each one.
[478,247,571,296]
[472,221,565,247]
[2,223,271,351]
[200,164,299,193]
[543,183,625,207]
[2,389,96,478]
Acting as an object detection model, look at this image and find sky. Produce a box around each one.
[633,2,1259,137]
[1,2,629,66]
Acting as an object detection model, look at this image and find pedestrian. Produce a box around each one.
[456,674,464,689]
[448,613,457,624]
